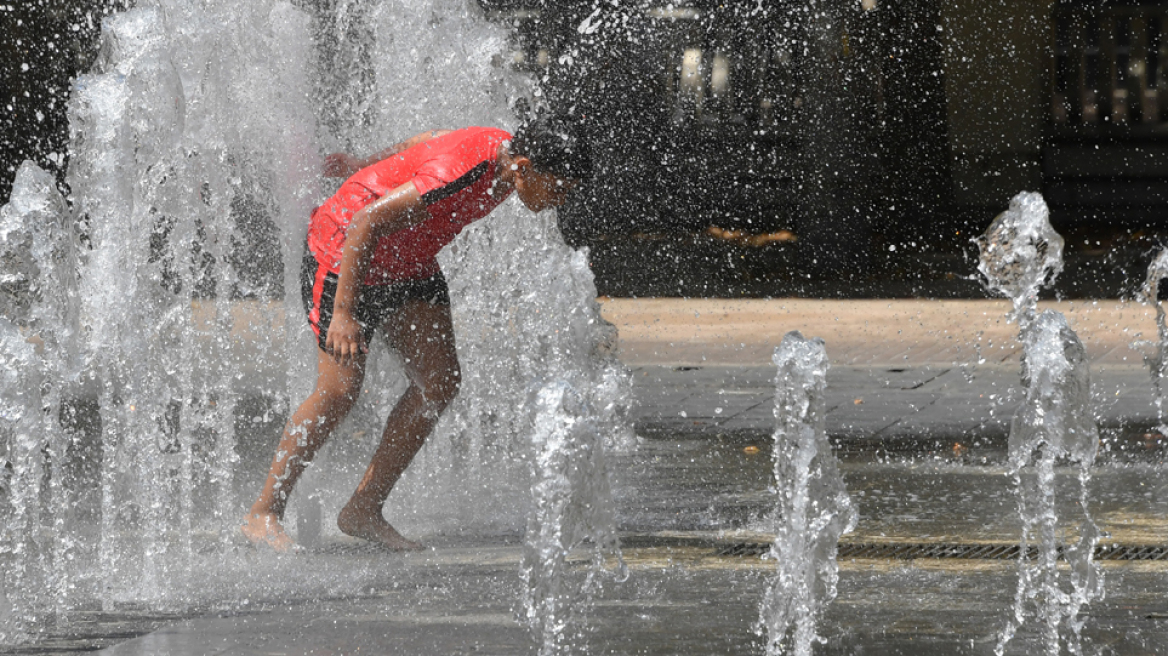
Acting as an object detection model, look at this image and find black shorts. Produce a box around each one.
[300,247,450,351]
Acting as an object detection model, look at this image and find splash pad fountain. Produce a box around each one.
[1137,249,1168,433]
[978,192,1102,655]
[0,160,81,641]
[759,331,855,656]
[6,0,1168,654]
[2,0,628,650]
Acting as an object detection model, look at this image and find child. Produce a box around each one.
[242,117,589,551]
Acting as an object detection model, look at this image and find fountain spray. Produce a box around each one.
[978,192,1102,656]
[0,161,81,641]
[64,2,318,606]
[976,192,1064,335]
[1137,249,1168,432]
[758,331,856,656]
[438,207,632,656]
[521,377,628,656]
[3,0,632,645]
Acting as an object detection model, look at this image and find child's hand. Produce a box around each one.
[323,153,360,178]
[325,310,368,366]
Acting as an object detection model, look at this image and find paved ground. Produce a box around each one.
[87,549,1168,656]
[192,298,1167,443]
[8,299,1168,656]
[604,299,1166,446]
[77,445,1168,656]
[627,363,1160,449]
[599,298,1160,367]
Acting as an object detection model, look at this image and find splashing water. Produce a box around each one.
[521,379,628,656]
[0,161,82,641]
[976,192,1064,334]
[66,2,317,606]
[303,6,634,649]
[438,202,632,655]
[977,196,1101,656]
[996,311,1103,656]
[0,322,46,643]
[758,331,856,656]
[2,0,632,645]
[1136,249,1168,432]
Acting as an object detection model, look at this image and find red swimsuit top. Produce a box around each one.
[307,126,513,283]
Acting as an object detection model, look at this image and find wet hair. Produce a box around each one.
[510,115,593,180]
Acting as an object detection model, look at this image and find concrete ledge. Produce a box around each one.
[600,298,1159,367]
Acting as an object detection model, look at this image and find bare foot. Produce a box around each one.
[241,511,298,552]
[337,503,424,551]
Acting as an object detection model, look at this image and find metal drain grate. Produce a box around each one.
[716,542,1168,561]
[838,543,1031,561]
[1096,544,1168,561]
[308,542,406,556]
[718,542,773,557]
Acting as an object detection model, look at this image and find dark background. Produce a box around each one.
[4,0,1167,299]
[1,1,115,198]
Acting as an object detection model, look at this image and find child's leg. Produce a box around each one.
[337,298,459,549]
[242,347,366,550]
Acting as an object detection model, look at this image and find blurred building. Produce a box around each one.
[480,0,1168,293]
[2,0,1165,297]
[483,1,947,261]
[1046,1,1168,227]
[0,0,119,203]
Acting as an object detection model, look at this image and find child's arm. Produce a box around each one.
[325,181,429,364]
[323,130,454,178]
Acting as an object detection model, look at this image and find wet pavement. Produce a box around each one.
[629,363,1159,447]
[7,299,1168,655]
[614,298,1166,452]
[82,546,1168,656]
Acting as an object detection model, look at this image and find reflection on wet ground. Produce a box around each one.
[4,433,1164,656]
[618,437,1168,547]
[631,364,1164,449]
[82,544,1168,656]
[7,356,1168,655]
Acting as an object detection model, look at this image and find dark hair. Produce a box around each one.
[510,115,593,180]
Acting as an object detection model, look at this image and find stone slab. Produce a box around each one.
[600,298,1161,367]
[630,364,1161,441]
